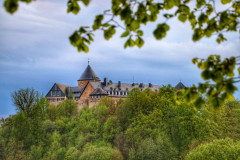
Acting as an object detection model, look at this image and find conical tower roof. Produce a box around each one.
[175,82,185,90]
[78,65,100,81]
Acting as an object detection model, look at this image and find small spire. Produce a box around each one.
[88,58,90,65]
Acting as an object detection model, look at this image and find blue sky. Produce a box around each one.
[0,0,239,118]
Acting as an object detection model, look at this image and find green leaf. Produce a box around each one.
[92,14,104,30]
[192,58,198,64]
[102,23,110,27]
[120,31,130,38]
[135,37,144,48]
[4,0,19,14]
[130,20,140,31]
[137,30,143,36]
[216,33,227,43]
[104,26,116,40]
[87,34,94,42]
[153,23,170,40]
[178,14,187,23]
[192,28,204,41]
[82,43,89,53]
[120,5,132,21]
[194,97,205,109]
[67,0,80,15]
[79,27,87,33]
[201,70,211,80]
[196,0,206,8]
[179,4,190,14]
[221,0,232,4]
[226,81,237,94]
[69,31,80,47]
[129,37,135,47]
[81,0,90,6]
[206,4,213,15]
[198,13,208,25]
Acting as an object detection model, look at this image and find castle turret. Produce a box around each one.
[78,64,100,88]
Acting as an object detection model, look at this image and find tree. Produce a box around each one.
[79,145,123,160]
[11,88,43,117]
[3,0,240,108]
[185,138,240,160]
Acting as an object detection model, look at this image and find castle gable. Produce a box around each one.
[46,83,70,97]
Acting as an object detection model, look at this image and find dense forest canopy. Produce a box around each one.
[1,86,240,159]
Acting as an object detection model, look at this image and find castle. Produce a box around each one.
[46,63,185,109]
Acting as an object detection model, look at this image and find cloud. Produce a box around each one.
[0,0,239,117]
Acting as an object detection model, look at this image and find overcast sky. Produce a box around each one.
[0,0,239,118]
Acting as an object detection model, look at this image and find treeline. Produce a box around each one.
[0,85,240,160]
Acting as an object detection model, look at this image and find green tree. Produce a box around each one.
[185,138,240,160]
[79,145,123,160]
[64,147,80,160]
[11,88,43,117]
[57,99,78,118]
[129,134,178,160]
[103,116,122,142]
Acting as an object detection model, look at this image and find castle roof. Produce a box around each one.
[90,87,108,96]
[56,83,71,95]
[78,65,100,81]
[175,82,185,90]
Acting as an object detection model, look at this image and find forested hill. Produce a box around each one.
[1,85,240,160]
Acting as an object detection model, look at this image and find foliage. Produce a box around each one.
[183,55,240,109]
[185,138,240,160]
[1,87,240,159]
[11,88,44,117]
[79,144,123,160]
[129,134,178,160]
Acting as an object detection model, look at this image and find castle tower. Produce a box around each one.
[77,64,100,89]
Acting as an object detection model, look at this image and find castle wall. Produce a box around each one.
[78,80,89,89]
[46,97,65,105]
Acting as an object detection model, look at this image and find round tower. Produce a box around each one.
[78,64,100,89]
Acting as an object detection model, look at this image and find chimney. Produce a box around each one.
[109,80,112,84]
[118,81,121,87]
[104,77,108,86]
[149,83,152,87]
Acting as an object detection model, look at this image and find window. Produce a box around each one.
[110,91,112,95]
[155,89,157,92]
[120,91,122,95]
[53,98,56,102]
[48,98,52,102]
[55,85,57,90]
[61,98,64,101]
[57,98,61,101]
[57,91,61,96]
[52,91,56,96]
[50,91,52,96]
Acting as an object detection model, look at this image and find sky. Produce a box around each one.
[0,0,239,118]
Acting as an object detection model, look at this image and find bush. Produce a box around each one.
[79,145,123,160]
[185,138,240,160]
